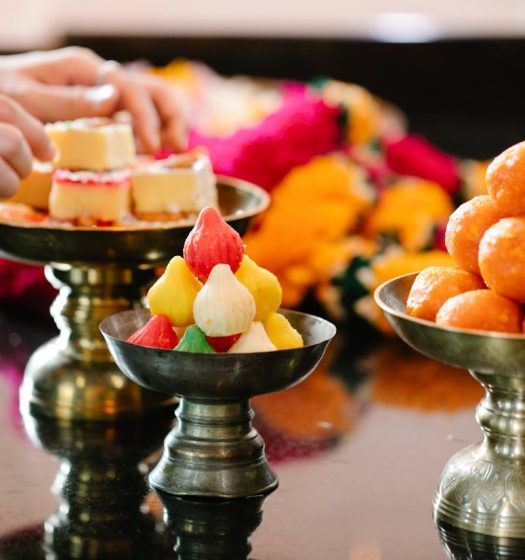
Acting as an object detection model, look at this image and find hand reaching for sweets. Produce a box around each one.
[0,95,54,197]
[0,47,188,153]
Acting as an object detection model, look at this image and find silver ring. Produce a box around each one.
[96,60,121,85]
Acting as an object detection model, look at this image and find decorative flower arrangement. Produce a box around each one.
[0,60,490,333]
[0,261,56,317]
[189,87,343,192]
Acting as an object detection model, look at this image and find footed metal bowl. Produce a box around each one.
[0,177,268,265]
[376,273,525,539]
[100,309,336,498]
[0,177,269,421]
[100,309,334,398]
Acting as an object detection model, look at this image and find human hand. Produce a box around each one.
[0,47,188,153]
[0,95,55,197]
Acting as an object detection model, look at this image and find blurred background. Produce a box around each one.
[0,0,523,157]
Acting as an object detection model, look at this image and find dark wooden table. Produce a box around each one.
[0,307,504,559]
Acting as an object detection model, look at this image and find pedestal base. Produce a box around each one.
[20,337,174,421]
[434,443,525,538]
[149,398,278,498]
[438,519,525,558]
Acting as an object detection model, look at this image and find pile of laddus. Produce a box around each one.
[127,205,304,353]
[406,141,525,333]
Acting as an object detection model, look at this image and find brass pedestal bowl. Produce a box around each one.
[376,273,525,539]
[100,308,336,498]
[0,178,268,421]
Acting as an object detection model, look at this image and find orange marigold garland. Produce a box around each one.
[244,154,373,307]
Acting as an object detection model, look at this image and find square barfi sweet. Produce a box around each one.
[2,161,53,210]
[46,118,135,171]
[49,169,131,225]
[131,150,217,220]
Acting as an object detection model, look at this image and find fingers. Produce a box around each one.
[0,123,32,178]
[0,96,55,161]
[140,75,189,151]
[106,70,161,153]
[11,46,103,86]
[15,82,119,122]
[0,123,33,197]
[0,47,189,154]
[0,157,22,197]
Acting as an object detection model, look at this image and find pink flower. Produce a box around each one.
[189,89,343,191]
[385,135,460,195]
[0,260,56,315]
[433,222,448,252]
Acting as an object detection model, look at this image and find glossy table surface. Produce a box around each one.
[0,308,514,559]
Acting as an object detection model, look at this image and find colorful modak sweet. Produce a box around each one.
[406,140,525,334]
[127,314,179,349]
[127,206,304,352]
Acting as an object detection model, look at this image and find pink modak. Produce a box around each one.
[183,206,244,282]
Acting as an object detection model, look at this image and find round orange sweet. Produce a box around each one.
[445,195,508,275]
[435,289,522,333]
[406,266,485,321]
[486,141,525,214]
[479,216,525,303]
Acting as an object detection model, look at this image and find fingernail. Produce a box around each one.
[85,84,118,107]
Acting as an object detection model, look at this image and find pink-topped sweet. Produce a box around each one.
[183,206,244,282]
[49,169,131,226]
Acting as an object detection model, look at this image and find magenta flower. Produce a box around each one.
[189,89,343,191]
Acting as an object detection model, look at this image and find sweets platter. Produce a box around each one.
[376,272,525,539]
[100,308,336,498]
[0,177,269,421]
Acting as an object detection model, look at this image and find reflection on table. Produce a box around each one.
[0,309,489,558]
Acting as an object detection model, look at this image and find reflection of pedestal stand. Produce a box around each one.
[438,520,525,559]
[159,492,265,559]
[0,178,268,421]
[22,411,174,559]
[376,273,525,539]
[101,309,336,498]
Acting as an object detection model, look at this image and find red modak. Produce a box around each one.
[127,314,179,349]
